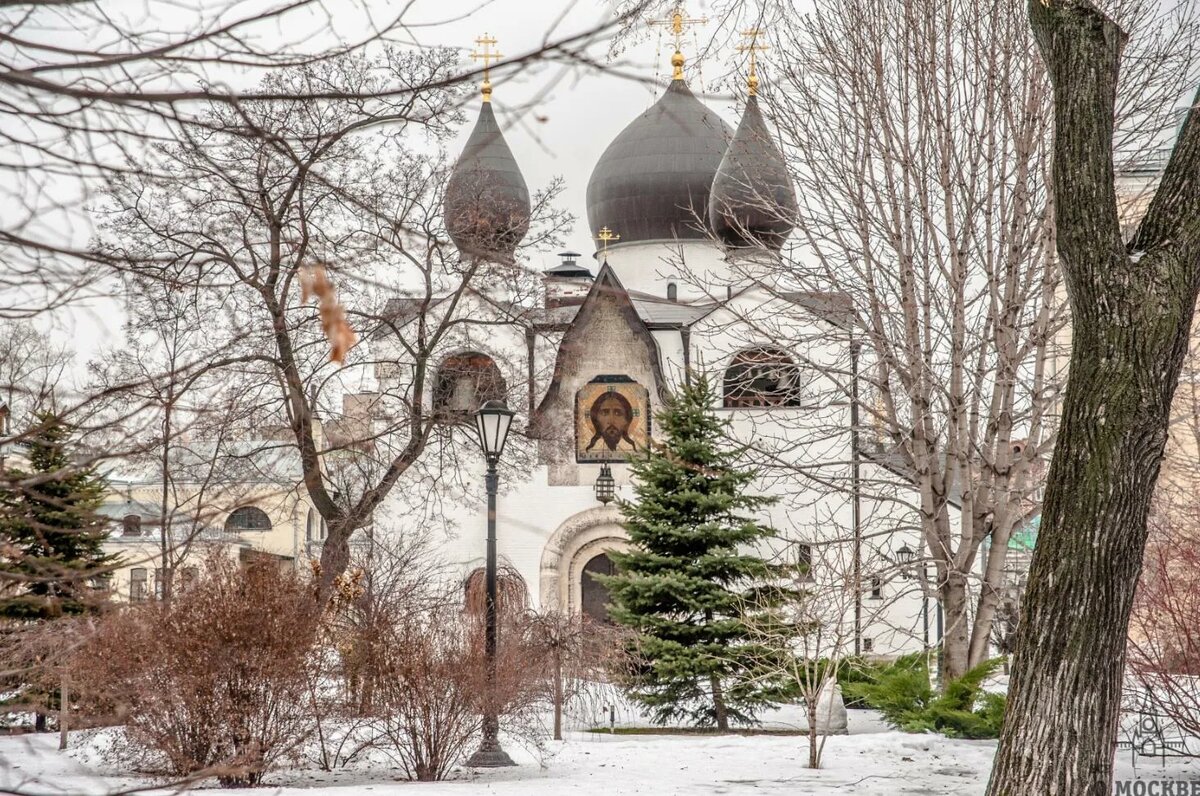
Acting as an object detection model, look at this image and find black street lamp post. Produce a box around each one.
[466,400,517,768]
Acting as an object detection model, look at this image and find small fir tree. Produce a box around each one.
[601,374,791,729]
[0,412,114,619]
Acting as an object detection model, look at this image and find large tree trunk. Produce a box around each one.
[940,570,972,682]
[988,2,1200,793]
[710,673,729,732]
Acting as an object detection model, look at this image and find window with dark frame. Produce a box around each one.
[122,514,142,536]
[433,352,507,418]
[224,506,272,532]
[863,637,874,653]
[797,542,814,581]
[722,347,803,408]
[870,576,883,599]
[130,567,148,601]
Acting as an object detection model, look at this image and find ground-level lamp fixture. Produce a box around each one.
[594,463,616,505]
[893,543,944,685]
[466,400,517,768]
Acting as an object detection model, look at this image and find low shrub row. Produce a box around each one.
[841,653,1006,739]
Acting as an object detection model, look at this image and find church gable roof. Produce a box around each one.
[530,263,669,438]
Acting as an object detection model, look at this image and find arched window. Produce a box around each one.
[723,347,803,408]
[306,508,315,542]
[433,352,507,417]
[463,567,527,619]
[122,514,142,537]
[225,506,272,533]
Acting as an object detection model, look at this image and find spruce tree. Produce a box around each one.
[0,412,114,619]
[602,374,790,729]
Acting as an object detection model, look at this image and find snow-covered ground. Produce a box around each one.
[4,706,1200,796]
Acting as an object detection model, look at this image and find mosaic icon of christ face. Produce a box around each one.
[574,378,649,463]
[586,390,637,452]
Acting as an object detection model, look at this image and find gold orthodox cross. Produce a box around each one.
[737,28,769,96]
[471,34,502,102]
[596,226,620,255]
[648,6,708,80]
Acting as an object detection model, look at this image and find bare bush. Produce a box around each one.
[526,610,634,740]
[72,555,319,787]
[1128,515,1200,743]
[372,604,482,781]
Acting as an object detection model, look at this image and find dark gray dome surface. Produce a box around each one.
[709,95,797,250]
[586,80,732,245]
[444,102,531,258]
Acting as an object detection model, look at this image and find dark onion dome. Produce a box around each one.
[443,101,531,259]
[708,94,797,250]
[585,79,733,245]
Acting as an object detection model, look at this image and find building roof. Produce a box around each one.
[97,498,163,520]
[544,261,594,279]
[585,79,732,246]
[103,440,304,487]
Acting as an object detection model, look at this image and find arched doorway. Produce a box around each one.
[538,506,630,615]
[581,552,617,623]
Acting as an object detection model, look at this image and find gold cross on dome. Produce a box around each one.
[471,34,503,102]
[648,6,708,80]
[737,28,769,96]
[596,226,620,254]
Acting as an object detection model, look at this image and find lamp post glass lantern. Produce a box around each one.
[474,400,515,462]
[466,400,517,768]
[894,544,944,683]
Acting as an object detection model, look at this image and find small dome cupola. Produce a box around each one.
[708,34,797,250]
[443,35,531,259]
[585,16,731,247]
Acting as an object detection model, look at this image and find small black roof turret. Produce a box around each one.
[545,251,593,279]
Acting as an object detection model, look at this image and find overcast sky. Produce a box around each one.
[27,0,790,372]
[423,0,752,265]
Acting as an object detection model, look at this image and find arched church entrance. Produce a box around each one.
[581,552,617,623]
[539,506,630,615]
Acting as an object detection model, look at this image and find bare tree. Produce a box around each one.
[699,0,1061,684]
[986,1,1200,792]
[739,548,870,770]
[692,0,1199,687]
[0,322,70,425]
[97,52,574,603]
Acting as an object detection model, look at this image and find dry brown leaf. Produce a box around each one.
[299,262,358,364]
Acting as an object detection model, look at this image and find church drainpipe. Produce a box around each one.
[680,327,691,384]
[851,339,863,657]
[525,328,537,417]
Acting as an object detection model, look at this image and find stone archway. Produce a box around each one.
[539,506,630,615]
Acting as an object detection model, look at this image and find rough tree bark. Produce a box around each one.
[987,2,1200,794]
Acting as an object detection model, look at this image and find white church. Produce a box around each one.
[368,32,942,660]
